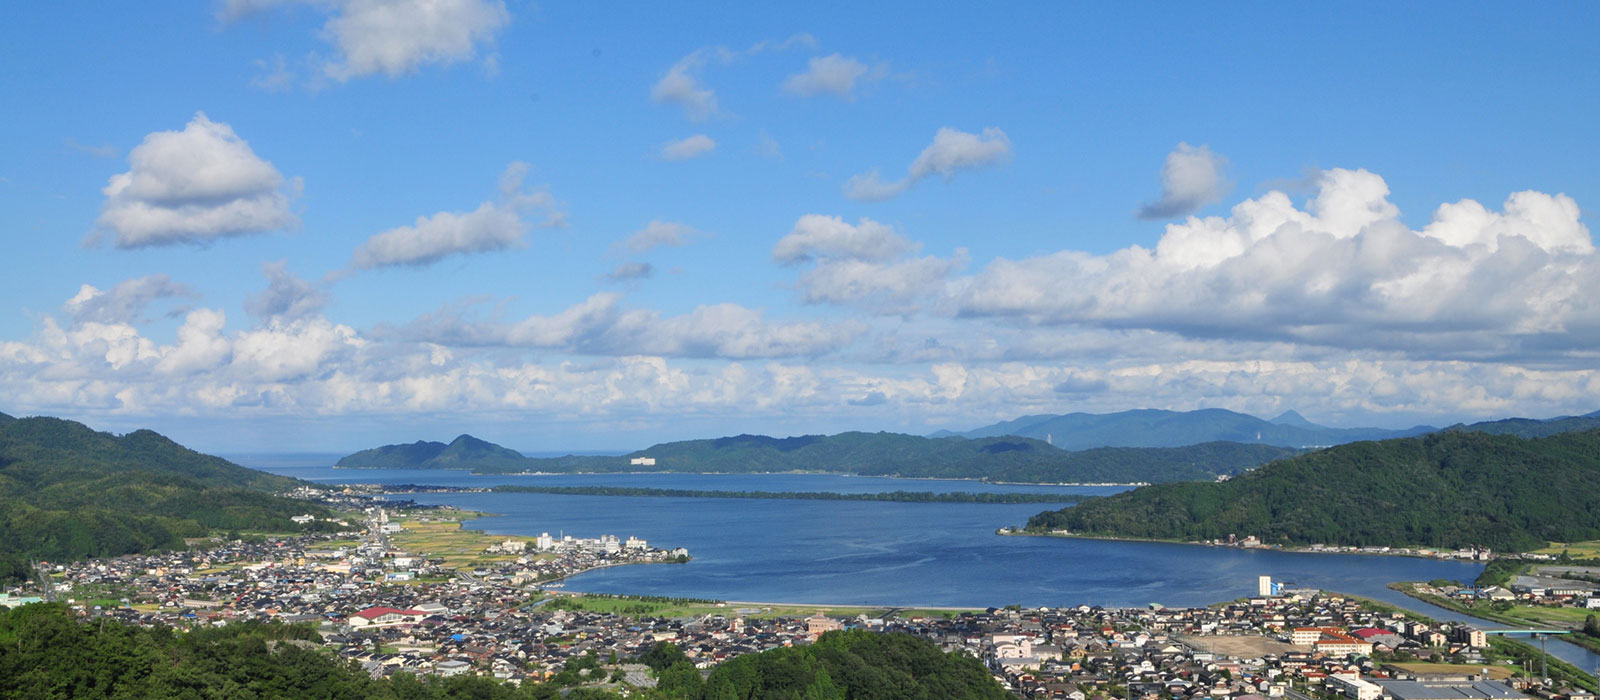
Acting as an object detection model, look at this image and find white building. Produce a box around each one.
[1258,575,1274,597]
[537,532,554,550]
[630,457,657,466]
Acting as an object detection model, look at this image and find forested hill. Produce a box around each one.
[337,433,527,470]
[0,414,328,582]
[1025,428,1600,552]
[340,431,1299,484]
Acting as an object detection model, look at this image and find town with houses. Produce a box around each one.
[5,492,1599,700]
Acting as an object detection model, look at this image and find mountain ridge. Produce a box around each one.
[947,407,1437,449]
[337,431,1301,484]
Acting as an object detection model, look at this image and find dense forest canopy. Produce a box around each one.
[1026,428,1600,552]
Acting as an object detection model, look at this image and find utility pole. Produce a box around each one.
[1537,633,1548,683]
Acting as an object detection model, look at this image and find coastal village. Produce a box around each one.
[5,492,1598,700]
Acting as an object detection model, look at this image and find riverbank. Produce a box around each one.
[1389,582,1600,656]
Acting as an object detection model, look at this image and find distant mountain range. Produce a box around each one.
[939,407,1600,450]
[934,408,1438,449]
[338,432,1299,484]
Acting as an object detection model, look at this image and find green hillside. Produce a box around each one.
[0,414,328,582]
[339,431,1298,483]
[1025,428,1600,552]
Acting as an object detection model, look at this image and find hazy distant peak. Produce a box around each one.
[1268,410,1318,428]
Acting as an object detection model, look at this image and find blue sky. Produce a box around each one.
[2,1,1597,452]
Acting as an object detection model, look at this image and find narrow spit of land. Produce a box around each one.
[489,484,1083,504]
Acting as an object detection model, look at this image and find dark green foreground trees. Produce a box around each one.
[1,605,1007,700]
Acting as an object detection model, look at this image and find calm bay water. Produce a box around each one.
[250,458,1600,671]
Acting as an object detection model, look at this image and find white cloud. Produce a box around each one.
[651,49,725,121]
[946,169,1600,362]
[614,220,701,255]
[796,254,965,313]
[651,36,816,121]
[225,0,510,82]
[95,113,299,248]
[844,127,1011,201]
[245,261,329,321]
[322,0,509,80]
[7,277,1600,436]
[773,215,914,264]
[157,309,232,375]
[64,275,198,324]
[660,134,716,161]
[1137,142,1231,219]
[351,162,562,269]
[782,53,887,98]
[383,292,862,360]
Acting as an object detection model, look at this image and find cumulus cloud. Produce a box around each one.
[950,168,1600,362]
[64,275,198,324]
[782,53,887,98]
[1136,142,1231,219]
[382,293,862,359]
[660,134,716,161]
[844,127,1011,201]
[613,220,701,255]
[94,113,300,248]
[773,215,965,314]
[351,162,562,269]
[224,0,510,82]
[651,49,726,121]
[245,261,329,321]
[773,215,914,264]
[6,275,1600,435]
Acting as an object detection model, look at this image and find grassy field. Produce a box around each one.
[1391,582,1593,630]
[1535,540,1600,559]
[1386,663,1515,680]
[541,594,976,620]
[390,517,553,569]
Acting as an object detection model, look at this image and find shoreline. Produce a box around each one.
[1001,529,1494,564]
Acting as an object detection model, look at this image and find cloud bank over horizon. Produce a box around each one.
[9,165,1599,446]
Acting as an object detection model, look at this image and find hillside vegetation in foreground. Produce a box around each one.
[0,412,328,582]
